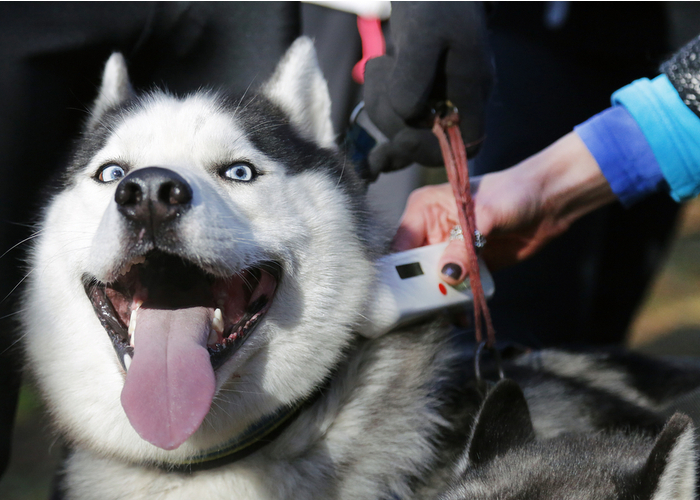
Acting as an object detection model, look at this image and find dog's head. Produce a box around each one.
[23,38,380,463]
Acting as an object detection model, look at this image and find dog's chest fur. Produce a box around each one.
[61,328,467,500]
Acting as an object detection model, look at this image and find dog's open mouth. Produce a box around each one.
[84,251,280,372]
[83,251,279,450]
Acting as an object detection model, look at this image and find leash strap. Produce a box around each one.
[432,107,496,348]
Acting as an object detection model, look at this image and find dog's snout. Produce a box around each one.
[115,167,192,229]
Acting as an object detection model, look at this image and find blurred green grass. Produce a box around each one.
[628,197,700,354]
[0,383,60,500]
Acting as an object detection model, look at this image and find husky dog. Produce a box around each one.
[19,37,700,499]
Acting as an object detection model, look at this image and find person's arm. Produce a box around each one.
[394,132,615,282]
[576,33,700,206]
[395,34,700,284]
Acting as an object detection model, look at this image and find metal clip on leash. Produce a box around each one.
[431,101,502,382]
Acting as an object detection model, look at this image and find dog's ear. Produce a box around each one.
[87,52,134,130]
[466,379,535,466]
[634,413,696,500]
[262,37,336,149]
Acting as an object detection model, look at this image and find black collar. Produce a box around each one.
[149,382,326,474]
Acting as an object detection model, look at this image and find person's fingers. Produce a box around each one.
[393,195,429,251]
[394,184,461,250]
[437,238,472,286]
[392,221,425,252]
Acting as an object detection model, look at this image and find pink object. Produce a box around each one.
[352,17,386,84]
[121,306,216,450]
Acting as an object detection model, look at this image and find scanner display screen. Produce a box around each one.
[395,262,424,280]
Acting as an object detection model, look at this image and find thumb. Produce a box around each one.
[437,239,472,287]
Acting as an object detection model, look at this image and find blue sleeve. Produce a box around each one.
[611,75,700,202]
[574,106,665,207]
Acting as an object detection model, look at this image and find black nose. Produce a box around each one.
[115,167,192,230]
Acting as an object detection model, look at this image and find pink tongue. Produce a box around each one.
[121,306,216,450]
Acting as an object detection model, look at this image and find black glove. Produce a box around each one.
[363,2,494,178]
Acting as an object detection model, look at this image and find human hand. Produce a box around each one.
[393,132,616,285]
[393,176,545,283]
[362,2,493,180]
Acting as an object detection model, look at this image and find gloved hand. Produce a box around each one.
[363,2,494,179]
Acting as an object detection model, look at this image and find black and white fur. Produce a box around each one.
[20,37,700,499]
[441,379,696,500]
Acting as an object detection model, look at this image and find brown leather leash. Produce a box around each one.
[432,104,496,349]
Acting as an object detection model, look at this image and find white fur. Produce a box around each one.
[262,37,337,149]
[60,332,454,499]
[653,423,696,500]
[529,351,656,409]
[87,53,134,130]
[26,94,373,465]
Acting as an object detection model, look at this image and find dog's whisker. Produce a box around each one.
[244,122,279,135]
[1,269,34,305]
[0,329,28,356]
[235,270,255,293]
[0,230,44,261]
[7,220,42,229]
[336,155,347,189]
[215,388,267,396]
[0,308,26,322]
[209,399,233,419]
[230,80,257,121]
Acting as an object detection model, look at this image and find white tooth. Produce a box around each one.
[121,256,146,276]
[124,354,132,372]
[128,308,138,346]
[212,308,224,334]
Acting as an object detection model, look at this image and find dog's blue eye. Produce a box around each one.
[97,164,126,183]
[222,163,256,182]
